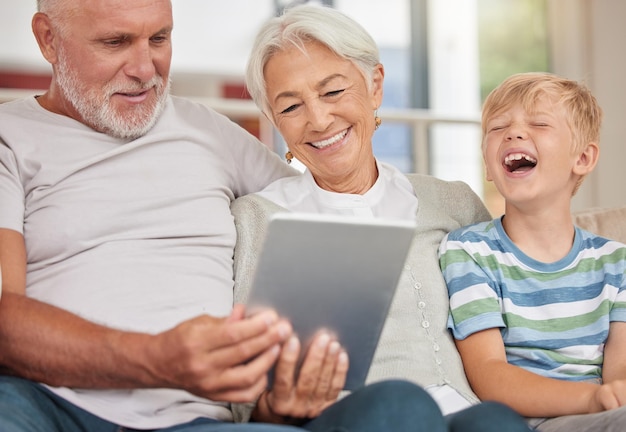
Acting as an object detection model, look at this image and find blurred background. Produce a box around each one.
[1,0,624,215]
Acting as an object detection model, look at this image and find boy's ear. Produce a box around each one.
[573,142,600,176]
[483,151,493,181]
[484,165,493,182]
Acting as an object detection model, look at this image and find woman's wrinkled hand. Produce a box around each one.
[251,331,349,424]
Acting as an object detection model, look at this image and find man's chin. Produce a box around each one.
[99,99,166,139]
[101,119,157,140]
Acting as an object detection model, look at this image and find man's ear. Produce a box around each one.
[32,12,60,65]
[573,142,600,176]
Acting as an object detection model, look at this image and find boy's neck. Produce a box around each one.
[501,204,576,263]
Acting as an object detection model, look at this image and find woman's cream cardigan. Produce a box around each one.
[230,174,491,421]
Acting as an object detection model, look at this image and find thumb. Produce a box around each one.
[228,303,247,322]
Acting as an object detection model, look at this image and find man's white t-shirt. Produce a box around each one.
[0,95,295,428]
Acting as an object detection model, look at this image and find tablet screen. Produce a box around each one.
[246,212,416,389]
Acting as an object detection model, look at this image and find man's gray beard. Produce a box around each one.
[55,48,170,140]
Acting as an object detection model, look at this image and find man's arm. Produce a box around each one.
[455,328,623,417]
[0,228,291,403]
[0,228,25,295]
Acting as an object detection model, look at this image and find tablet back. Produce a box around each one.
[246,212,416,390]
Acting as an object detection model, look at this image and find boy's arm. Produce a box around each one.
[601,321,626,382]
[455,328,602,417]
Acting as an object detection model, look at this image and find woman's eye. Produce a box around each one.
[324,89,345,97]
[280,104,299,114]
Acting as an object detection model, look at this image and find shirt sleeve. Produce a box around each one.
[0,140,25,233]
[211,108,298,198]
[439,229,506,340]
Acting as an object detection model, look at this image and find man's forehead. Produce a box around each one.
[68,0,173,33]
[73,0,173,21]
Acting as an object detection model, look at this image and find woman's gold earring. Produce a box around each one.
[285,151,293,164]
[375,116,382,130]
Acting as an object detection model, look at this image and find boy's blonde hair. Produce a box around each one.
[481,72,603,155]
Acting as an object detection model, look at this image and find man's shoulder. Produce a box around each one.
[161,95,253,140]
[167,95,226,121]
[0,96,36,115]
[168,95,213,115]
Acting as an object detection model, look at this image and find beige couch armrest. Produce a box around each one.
[573,206,626,244]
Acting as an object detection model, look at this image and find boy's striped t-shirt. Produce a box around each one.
[439,217,626,382]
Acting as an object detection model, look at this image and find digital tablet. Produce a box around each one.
[246,212,416,390]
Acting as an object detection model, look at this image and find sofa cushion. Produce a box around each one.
[573,206,626,244]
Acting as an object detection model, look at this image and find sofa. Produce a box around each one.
[573,206,626,244]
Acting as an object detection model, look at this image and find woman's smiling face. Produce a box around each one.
[264,40,383,192]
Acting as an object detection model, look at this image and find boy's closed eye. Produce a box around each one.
[487,123,508,132]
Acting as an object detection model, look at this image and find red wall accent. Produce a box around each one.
[0,71,51,90]
[221,82,251,100]
[221,82,260,138]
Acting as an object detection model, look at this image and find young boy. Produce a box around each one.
[439,72,626,431]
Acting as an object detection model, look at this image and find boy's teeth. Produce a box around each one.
[504,152,536,165]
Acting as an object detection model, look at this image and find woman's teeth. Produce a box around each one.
[310,129,348,149]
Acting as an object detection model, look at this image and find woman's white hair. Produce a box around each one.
[245,4,380,116]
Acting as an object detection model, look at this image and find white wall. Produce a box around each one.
[0,0,408,76]
[0,0,275,75]
[0,1,42,71]
[550,0,626,211]
[588,0,626,210]
[2,0,624,210]
[428,0,482,195]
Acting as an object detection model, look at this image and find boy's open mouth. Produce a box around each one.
[504,152,537,173]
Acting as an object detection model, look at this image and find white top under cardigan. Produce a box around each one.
[231,162,492,418]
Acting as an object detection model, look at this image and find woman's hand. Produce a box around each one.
[252,331,349,424]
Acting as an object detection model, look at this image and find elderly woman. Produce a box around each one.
[233,4,533,432]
